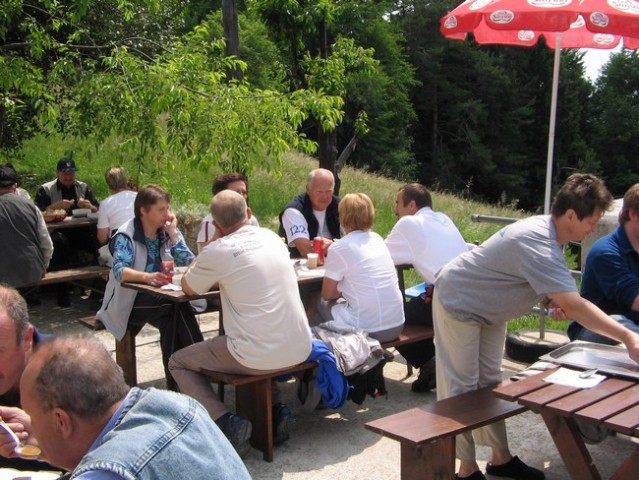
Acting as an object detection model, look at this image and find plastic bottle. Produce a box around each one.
[161,246,174,282]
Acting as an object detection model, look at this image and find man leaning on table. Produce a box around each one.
[384,183,469,393]
[169,190,313,458]
[1,335,251,480]
[0,165,53,290]
[433,173,639,480]
[35,157,99,215]
[568,182,639,344]
[34,157,100,307]
[278,168,341,258]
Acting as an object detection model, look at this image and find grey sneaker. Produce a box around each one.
[273,403,293,445]
[219,414,252,458]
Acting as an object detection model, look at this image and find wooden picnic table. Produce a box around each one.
[493,367,639,479]
[45,215,97,231]
[116,261,325,386]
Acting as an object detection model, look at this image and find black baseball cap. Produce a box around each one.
[56,157,78,172]
[0,164,18,187]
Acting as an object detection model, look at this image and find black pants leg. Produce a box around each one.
[128,293,204,384]
[397,293,435,368]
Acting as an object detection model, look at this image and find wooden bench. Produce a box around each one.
[364,385,528,480]
[25,266,110,296]
[79,316,140,387]
[203,323,434,462]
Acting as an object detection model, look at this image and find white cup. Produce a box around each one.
[306,253,319,269]
[172,274,183,287]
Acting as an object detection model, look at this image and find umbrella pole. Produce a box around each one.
[544,34,562,217]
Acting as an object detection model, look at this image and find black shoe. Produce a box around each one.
[57,284,71,308]
[57,293,71,308]
[217,413,252,458]
[486,455,545,480]
[25,295,41,306]
[455,472,486,480]
[89,298,103,311]
[273,402,293,445]
[411,358,436,392]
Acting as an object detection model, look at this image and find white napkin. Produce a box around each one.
[160,283,182,291]
[0,469,61,480]
[543,367,606,388]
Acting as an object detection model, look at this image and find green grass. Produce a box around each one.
[8,133,558,334]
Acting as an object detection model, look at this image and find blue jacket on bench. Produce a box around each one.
[307,339,349,409]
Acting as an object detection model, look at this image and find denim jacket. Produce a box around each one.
[70,388,250,480]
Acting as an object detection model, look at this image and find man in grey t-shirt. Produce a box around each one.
[433,173,639,480]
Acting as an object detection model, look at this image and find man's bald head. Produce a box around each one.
[210,190,248,229]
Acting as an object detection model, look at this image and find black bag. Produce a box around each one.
[346,358,388,405]
[404,285,434,327]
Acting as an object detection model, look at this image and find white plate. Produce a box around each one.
[72,208,91,217]
[87,211,99,219]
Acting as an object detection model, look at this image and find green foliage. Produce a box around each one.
[194,10,287,91]
[251,0,418,181]
[1,0,346,178]
[333,0,418,179]
[589,51,639,197]
[395,0,594,212]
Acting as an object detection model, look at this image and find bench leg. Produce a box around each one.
[236,380,274,462]
[116,330,137,387]
[400,438,455,480]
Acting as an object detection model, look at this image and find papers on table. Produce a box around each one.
[543,367,606,388]
[510,360,558,381]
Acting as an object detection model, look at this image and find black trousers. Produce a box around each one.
[128,292,204,383]
[396,293,435,368]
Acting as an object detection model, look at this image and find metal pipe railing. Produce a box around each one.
[470,214,518,225]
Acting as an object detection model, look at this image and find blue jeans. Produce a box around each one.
[573,315,639,345]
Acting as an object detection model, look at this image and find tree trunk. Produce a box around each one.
[318,129,340,194]
[222,0,241,82]
[316,19,343,193]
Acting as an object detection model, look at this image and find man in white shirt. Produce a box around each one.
[169,190,312,457]
[385,183,469,392]
[278,168,341,258]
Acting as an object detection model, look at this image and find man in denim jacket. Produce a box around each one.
[5,336,250,480]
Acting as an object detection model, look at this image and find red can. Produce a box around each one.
[312,237,325,265]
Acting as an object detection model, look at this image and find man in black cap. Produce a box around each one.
[34,157,100,307]
[34,157,99,214]
[0,165,53,289]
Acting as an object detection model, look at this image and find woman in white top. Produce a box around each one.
[319,193,405,342]
[97,166,137,266]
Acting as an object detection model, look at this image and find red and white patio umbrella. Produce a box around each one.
[441,0,639,213]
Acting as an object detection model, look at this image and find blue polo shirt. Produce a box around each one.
[569,226,639,339]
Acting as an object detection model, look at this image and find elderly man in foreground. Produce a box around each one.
[5,335,250,480]
[0,284,57,472]
[169,190,313,457]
